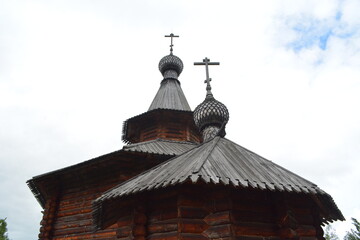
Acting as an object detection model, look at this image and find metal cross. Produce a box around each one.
[165,33,179,54]
[194,58,220,96]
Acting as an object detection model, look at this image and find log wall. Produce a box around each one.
[125,111,201,144]
[37,153,166,240]
[107,185,326,240]
[39,179,326,240]
[49,181,119,239]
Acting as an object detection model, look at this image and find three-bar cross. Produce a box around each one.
[165,33,179,54]
[194,57,220,95]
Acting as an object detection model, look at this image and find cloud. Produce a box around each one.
[1,1,359,239]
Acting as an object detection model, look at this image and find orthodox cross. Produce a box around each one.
[165,33,179,54]
[194,57,220,96]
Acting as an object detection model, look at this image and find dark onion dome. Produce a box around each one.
[158,54,183,79]
[193,94,229,134]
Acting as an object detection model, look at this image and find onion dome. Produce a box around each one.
[194,94,229,141]
[158,54,183,79]
[193,57,229,141]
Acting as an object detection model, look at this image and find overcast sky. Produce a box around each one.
[1,0,359,239]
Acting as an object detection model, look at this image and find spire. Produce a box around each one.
[193,57,229,142]
[148,33,191,111]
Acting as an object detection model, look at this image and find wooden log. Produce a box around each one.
[117,216,135,228]
[233,222,278,237]
[116,226,132,238]
[148,231,178,240]
[57,200,92,212]
[148,223,178,234]
[179,233,207,240]
[116,225,146,238]
[56,206,93,218]
[179,219,207,233]
[204,211,231,226]
[117,237,134,240]
[203,224,232,238]
[52,229,116,239]
[148,208,178,223]
[53,219,92,230]
[178,206,208,219]
[210,238,232,240]
[41,196,59,239]
[133,225,146,236]
[55,212,92,223]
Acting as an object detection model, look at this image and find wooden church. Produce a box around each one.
[28,34,344,240]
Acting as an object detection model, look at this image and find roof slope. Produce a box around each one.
[28,138,196,208]
[123,139,197,155]
[148,79,191,111]
[94,136,344,222]
[95,137,322,200]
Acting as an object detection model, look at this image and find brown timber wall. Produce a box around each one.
[41,181,326,240]
[37,152,167,240]
[126,110,201,144]
[50,181,119,239]
[107,186,325,240]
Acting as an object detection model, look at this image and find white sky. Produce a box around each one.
[1,1,359,239]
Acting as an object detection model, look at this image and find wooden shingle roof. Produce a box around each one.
[123,138,197,155]
[148,79,191,111]
[94,136,344,222]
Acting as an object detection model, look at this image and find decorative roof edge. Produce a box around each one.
[92,136,344,229]
[27,144,185,209]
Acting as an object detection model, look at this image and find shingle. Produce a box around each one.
[148,79,191,111]
[123,139,197,156]
[94,136,344,223]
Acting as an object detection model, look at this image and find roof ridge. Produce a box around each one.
[191,137,221,173]
[123,138,198,148]
[123,139,158,148]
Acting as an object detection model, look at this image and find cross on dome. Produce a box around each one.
[194,57,220,98]
[165,33,179,54]
[193,57,228,141]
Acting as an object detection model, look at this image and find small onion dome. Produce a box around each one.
[159,54,183,79]
[193,95,229,133]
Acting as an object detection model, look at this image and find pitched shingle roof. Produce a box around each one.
[148,79,191,111]
[123,139,197,155]
[94,136,344,222]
